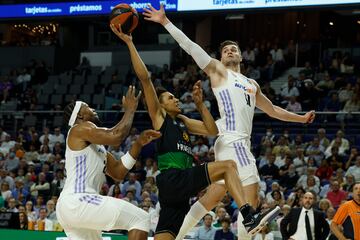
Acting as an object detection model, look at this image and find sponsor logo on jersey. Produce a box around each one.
[183,132,190,142]
[234,82,255,94]
[177,143,192,155]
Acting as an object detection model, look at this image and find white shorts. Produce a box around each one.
[214,135,260,186]
[56,193,150,240]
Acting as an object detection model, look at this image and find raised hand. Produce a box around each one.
[136,129,162,146]
[142,3,169,25]
[110,23,132,43]
[122,85,142,112]
[192,80,204,107]
[303,110,316,124]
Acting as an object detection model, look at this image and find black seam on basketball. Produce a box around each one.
[109,8,132,21]
[122,15,133,34]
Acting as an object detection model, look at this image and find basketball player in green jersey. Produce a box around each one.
[110,23,277,240]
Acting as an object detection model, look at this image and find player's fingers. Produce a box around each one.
[148,4,157,11]
[142,8,152,14]
[136,90,142,100]
[160,3,165,11]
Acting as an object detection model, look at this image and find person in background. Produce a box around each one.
[331,182,360,240]
[214,217,235,240]
[193,213,217,240]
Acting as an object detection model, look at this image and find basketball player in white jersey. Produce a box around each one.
[56,86,161,240]
[144,4,315,239]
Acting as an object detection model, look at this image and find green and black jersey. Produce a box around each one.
[157,114,193,171]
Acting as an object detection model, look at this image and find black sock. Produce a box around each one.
[239,203,252,218]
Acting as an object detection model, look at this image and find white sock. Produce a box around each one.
[175,201,208,240]
[237,211,251,240]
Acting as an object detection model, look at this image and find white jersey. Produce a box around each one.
[61,127,107,195]
[213,69,257,140]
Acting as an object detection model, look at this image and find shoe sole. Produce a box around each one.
[248,206,281,236]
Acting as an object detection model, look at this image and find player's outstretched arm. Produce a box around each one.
[178,81,218,136]
[143,4,227,87]
[253,80,315,123]
[110,23,165,129]
[71,86,140,146]
[106,130,161,181]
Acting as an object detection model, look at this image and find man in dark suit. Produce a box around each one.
[280,191,330,240]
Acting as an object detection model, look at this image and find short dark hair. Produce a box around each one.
[220,216,231,225]
[155,86,168,103]
[219,40,239,55]
[351,182,360,192]
[64,102,76,126]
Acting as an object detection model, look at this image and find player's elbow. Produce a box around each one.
[208,128,219,136]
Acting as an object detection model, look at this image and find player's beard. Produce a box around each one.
[224,56,241,68]
[90,115,102,126]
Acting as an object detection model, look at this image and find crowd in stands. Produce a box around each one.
[0,40,359,239]
[0,120,359,238]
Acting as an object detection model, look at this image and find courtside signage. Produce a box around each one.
[178,0,360,11]
[0,0,359,18]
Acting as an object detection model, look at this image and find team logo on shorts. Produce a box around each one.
[183,132,190,142]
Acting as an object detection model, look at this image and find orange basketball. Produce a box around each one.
[109,3,139,34]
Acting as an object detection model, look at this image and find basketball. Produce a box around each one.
[109,3,139,34]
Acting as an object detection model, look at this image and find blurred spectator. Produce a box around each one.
[51,128,65,146]
[279,164,299,192]
[214,217,235,240]
[318,198,333,215]
[39,127,54,147]
[25,200,36,222]
[0,168,15,190]
[337,94,360,123]
[317,128,330,149]
[30,173,50,200]
[193,213,217,240]
[1,182,12,202]
[342,174,355,192]
[287,187,305,208]
[261,82,276,103]
[0,127,9,142]
[180,95,197,114]
[7,197,18,212]
[324,92,341,112]
[316,73,334,94]
[122,173,141,201]
[11,179,29,205]
[259,153,280,182]
[315,159,333,181]
[286,96,302,112]
[242,46,255,63]
[272,136,290,157]
[280,75,300,106]
[253,224,274,240]
[36,208,53,231]
[46,200,57,221]
[280,192,329,240]
[19,212,28,230]
[338,83,353,104]
[1,135,16,153]
[132,160,147,183]
[213,207,228,228]
[276,204,291,229]
[293,147,308,175]
[23,144,39,164]
[345,147,358,169]
[306,137,325,166]
[326,181,347,208]
[345,156,360,182]
[4,148,19,172]
[325,146,344,170]
[192,137,209,158]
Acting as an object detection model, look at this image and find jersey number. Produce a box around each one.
[244,93,251,107]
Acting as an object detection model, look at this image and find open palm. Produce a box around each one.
[143,4,168,25]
